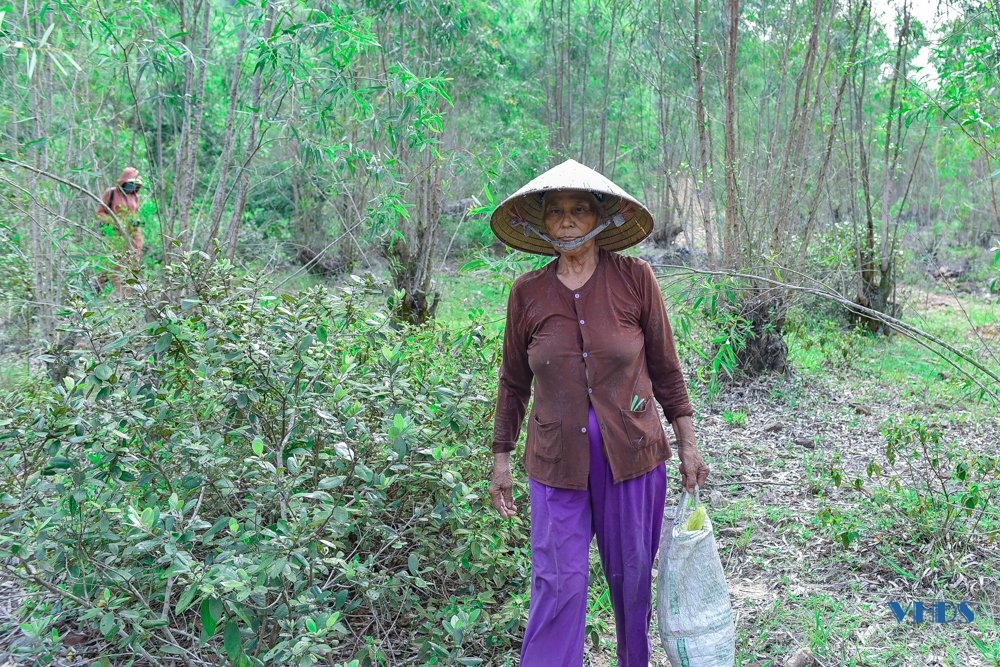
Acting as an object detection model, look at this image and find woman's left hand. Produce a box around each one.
[671,416,709,491]
[677,444,710,492]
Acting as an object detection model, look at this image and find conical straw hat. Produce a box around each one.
[490,159,655,256]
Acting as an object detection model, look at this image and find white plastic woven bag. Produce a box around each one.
[657,488,735,667]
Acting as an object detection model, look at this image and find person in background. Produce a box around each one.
[97,166,145,267]
[488,159,710,666]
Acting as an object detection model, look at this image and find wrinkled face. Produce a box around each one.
[542,190,600,244]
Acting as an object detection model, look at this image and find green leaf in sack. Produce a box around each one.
[684,505,708,531]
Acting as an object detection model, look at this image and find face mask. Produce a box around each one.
[122,182,139,194]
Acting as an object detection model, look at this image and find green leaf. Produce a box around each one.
[305,617,317,633]
[39,22,55,47]
[61,50,82,72]
[101,335,132,352]
[140,507,155,531]
[408,552,419,575]
[318,475,345,490]
[203,516,231,543]
[224,620,241,659]
[47,456,73,470]
[181,474,203,489]
[201,599,219,638]
[154,332,173,354]
[99,612,116,638]
[251,438,264,457]
[93,364,113,382]
[175,585,198,615]
[50,53,69,76]
[460,258,490,272]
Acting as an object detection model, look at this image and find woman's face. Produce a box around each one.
[542,190,600,253]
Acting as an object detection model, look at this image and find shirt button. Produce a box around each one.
[579,319,585,325]
[574,293,581,299]
[582,352,589,358]
[587,387,593,394]
[581,427,587,433]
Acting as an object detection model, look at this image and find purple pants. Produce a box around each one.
[521,406,667,667]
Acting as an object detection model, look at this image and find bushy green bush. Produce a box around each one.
[818,416,1000,565]
[0,255,528,666]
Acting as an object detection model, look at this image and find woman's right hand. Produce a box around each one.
[489,453,518,519]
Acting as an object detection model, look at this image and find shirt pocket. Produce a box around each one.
[530,414,563,463]
[619,400,655,450]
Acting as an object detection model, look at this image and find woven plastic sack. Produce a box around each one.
[657,488,735,667]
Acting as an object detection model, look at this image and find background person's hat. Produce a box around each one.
[118,167,144,187]
[490,159,655,256]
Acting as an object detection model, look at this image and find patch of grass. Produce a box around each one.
[768,377,805,408]
[0,358,30,390]
[739,590,996,666]
[434,270,509,328]
[739,594,860,663]
[722,409,748,427]
[707,498,755,530]
[784,314,869,374]
[784,290,997,410]
[586,572,613,653]
[971,612,1000,666]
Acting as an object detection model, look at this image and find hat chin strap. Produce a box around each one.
[516,213,627,252]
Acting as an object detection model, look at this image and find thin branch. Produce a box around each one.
[651,264,1000,403]
[0,156,128,241]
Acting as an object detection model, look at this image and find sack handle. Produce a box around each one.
[673,485,702,524]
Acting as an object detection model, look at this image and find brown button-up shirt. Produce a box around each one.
[493,250,695,490]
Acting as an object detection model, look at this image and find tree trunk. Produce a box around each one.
[225,3,277,262]
[692,0,716,269]
[166,0,212,259]
[722,0,740,269]
[205,28,248,250]
[597,0,619,173]
[850,2,912,333]
[28,12,57,340]
[385,155,442,325]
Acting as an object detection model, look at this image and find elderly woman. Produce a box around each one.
[488,160,709,666]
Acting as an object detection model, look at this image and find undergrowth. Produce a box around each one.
[0,255,528,666]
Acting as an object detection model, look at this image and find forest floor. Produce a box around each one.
[583,286,1000,667]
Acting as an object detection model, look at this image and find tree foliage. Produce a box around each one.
[0,258,528,664]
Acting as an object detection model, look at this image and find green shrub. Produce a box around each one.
[0,255,528,665]
[819,416,1000,569]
